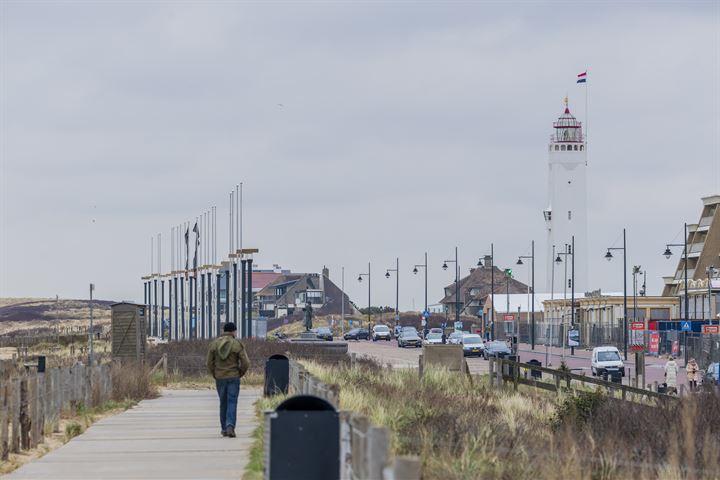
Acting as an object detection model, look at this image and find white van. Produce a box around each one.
[591,346,625,377]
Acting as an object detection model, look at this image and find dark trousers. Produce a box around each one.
[215,377,240,431]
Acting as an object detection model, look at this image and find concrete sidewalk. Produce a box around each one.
[2,388,261,480]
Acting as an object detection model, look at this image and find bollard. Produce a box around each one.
[265,395,339,480]
[265,355,290,396]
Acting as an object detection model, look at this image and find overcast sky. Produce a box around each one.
[1,1,719,310]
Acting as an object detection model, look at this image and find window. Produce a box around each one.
[561,145,566,151]
[574,145,578,151]
[580,145,584,151]
[555,145,559,151]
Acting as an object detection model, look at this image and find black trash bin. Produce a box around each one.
[267,395,339,480]
[37,356,46,373]
[527,359,542,379]
[264,354,289,396]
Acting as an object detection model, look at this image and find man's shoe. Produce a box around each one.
[226,426,236,438]
[221,430,228,437]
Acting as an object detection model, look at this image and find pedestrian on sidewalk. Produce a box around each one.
[207,322,250,438]
[664,356,679,394]
[686,357,700,391]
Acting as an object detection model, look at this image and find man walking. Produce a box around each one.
[207,322,250,437]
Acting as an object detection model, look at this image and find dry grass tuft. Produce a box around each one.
[111,361,159,401]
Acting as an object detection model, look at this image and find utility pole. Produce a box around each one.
[88,283,95,366]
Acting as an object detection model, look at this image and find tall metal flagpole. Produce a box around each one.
[236,184,240,331]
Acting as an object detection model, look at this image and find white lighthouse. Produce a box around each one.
[544,98,588,293]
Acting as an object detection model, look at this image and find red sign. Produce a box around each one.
[649,332,660,355]
[702,325,720,334]
[631,322,645,330]
[503,314,515,321]
[671,340,680,355]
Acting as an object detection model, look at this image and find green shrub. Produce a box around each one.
[64,422,83,440]
[551,389,606,430]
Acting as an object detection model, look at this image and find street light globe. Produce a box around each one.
[442,262,448,270]
[604,251,613,262]
[385,272,390,279]
[555,255,562,264]
[357,276,363,283]
[516,258,523,265]
[663,247,673,259]
[476,259,483,267]
[412,267,418,274]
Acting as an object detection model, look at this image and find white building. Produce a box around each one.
[543,98,588,293]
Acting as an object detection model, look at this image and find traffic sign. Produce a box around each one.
[702,325,720,334]
[423,310,430,318]
[631,322,645,330]
[681,321,692,332]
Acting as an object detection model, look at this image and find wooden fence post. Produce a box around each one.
[367,426,390,480]
[0,406,8,461]
[20,376,30,450]
[10,377,20,453]
[163,354,168,386]
[36,373,45,443]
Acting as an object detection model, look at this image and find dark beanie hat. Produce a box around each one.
[224,322,237,332]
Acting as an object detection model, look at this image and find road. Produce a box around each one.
[346,338,490,375]
[3,388,261,480]
[346,339,689,389]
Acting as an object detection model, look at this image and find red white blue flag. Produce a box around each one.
[577,71,587,83]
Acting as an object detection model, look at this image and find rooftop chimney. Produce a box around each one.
[483,255,493,269]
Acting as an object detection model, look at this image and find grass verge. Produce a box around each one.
[242,395,288,480]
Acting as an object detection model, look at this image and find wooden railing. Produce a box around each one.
[488,356,679,403]
[0,363,112,461]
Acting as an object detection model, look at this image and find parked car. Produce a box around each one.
[372,324,392,341]
[398,329,422,348]
[429,327,443,335]
[590,346,625,377]
[315,327,333,341]
[423,332,444,345]
[461,334,485,357]
[343,328,369,341]
[447,331,464,345]
[483,341,512,360]
[703,362,719,386]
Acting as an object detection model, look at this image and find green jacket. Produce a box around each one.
[207,334,251,380]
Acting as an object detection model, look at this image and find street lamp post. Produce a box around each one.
[605,227,628,361]
[386,257,399,330]
[442,247,460,332]
[358,262,371,333]
[478,244,494,340]
[413,252,428,334]
[707,266,718,324]
[664,223,689,363]
[555,245,572,360]
[516,240,535,349]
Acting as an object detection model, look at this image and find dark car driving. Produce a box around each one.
[483,341,512,360]
[343,328,369,341]
[315,327,333,341]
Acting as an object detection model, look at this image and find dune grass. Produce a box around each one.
[301,360,720,480]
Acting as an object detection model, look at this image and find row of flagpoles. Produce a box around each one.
[141,183,257,341]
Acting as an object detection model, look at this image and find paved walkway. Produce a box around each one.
[3,388,261,480]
